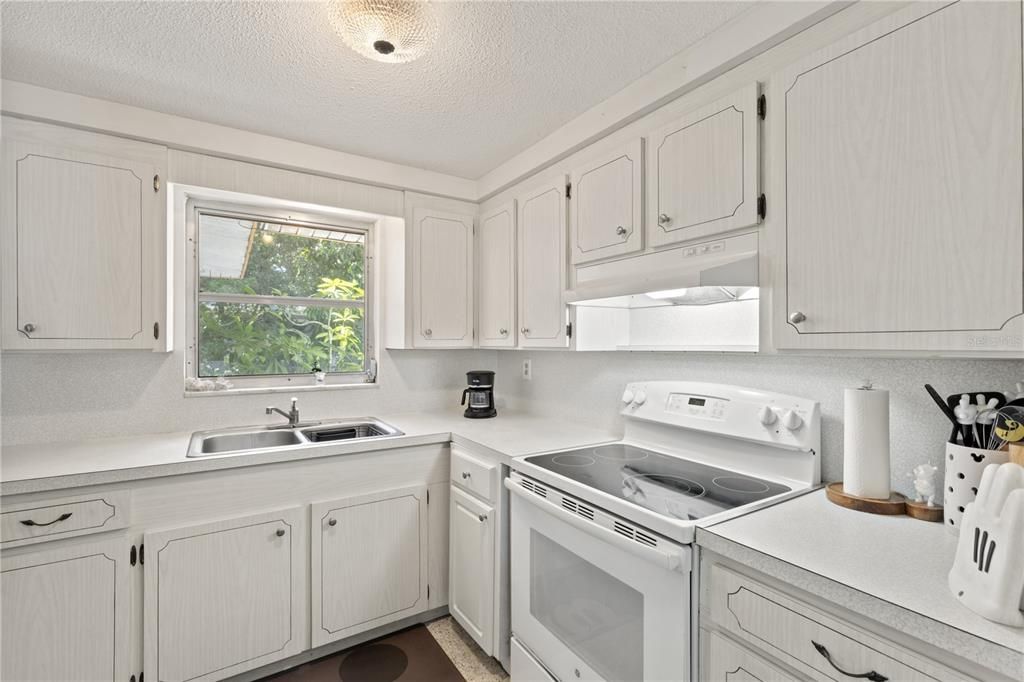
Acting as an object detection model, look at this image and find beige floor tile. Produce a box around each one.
[426,616,509,682]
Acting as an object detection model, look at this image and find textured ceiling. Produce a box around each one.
[1,1,752,178]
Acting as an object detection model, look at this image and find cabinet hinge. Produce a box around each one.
[565,182,572,199]
[427,584,431,600]
[153,322,159,340]
[566,322,573,338]
[153,174,160,193]
[140,543,145,565]
[130,545,137,566]
[757,194,767,221]
[426,489,430,505]
[757,94,766,120]
[130,675,136,682]
[140,672,144,682]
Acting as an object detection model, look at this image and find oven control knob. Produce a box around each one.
[758,405,777,426]
[621,389,635,405]
[633,389,647,406]
[782,410,803,430]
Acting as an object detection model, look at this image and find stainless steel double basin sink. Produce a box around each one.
[186,418,404,458]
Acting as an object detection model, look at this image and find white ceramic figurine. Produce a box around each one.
[912,463,938,506]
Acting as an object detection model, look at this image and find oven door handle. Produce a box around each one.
[505,477,689,573]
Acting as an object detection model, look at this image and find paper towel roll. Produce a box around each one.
[843,385,891,499]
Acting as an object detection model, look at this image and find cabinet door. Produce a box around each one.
[648,83,761,248]
[570,138,644,264]
[449,485,495,655]
[771,1,1023,352]
[412,207,474,347]
[1,118,166,351]
[1,536,130,682]
[704,630,797,682]
[144,507,305,682]
[312,485,428,647]
[517,175,568,348]
[478,202,517,347]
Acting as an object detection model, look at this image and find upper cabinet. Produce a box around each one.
[410,204,475,348]
[647,83,762,248]
[1,118,168,351]
[517,175,569,348]
[768,1,1023,353]
[570,139,644,265]
[477,202,517,348]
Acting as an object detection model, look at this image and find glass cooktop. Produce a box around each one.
[524,444,790,521]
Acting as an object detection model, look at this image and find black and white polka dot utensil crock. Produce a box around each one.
[944,441,1009,535]
[948,462,1024,627]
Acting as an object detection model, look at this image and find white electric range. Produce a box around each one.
[507,381,821,682]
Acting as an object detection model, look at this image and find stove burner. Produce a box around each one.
[593,446,649,461]
[625,473,706,498]
[712,476,771,494]
[551,453,595,467]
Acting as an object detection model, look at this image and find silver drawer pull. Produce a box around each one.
[327,518,337,527]
[615,225,627,236]
[20,512,72,527]
[275,528,286,537]
[812,641,887,682]
[478,514,488,522]
[22,323,36,334]
[462,471,471,479]
[788,311,807,324]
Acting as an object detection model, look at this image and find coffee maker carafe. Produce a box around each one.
[462,370,497,419]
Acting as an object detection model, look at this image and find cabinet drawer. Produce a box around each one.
[704,630,798,682]
[709,565,967,682]
[1,491,129,547]
[451,447,497,502]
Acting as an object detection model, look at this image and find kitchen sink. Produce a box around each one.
[186,418,403,457]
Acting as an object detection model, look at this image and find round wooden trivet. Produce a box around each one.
[825,482,907,515]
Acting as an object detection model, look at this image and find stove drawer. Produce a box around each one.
[451,447,497,502]
[2,491,129,547]
[708,565,969,682]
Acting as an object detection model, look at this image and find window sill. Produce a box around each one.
[184,382,379,398]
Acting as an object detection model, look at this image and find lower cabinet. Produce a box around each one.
[704,630,796,682]
[449,485,495,654]
[311,486,429,647]
[0,536,130,682]
[144,507,306,682]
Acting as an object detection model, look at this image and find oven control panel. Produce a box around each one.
[665,393,727,420]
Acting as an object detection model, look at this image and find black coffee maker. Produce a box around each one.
[462,370,497,419]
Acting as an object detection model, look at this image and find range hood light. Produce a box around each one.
[646,288,689,300]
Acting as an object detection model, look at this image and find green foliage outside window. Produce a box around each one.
[198,219,367,377]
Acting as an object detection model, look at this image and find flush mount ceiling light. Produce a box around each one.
[330,0,437,64]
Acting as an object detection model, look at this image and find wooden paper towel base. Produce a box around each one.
[826,482,907,515]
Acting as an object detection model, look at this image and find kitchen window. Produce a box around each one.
[186,200,375,390]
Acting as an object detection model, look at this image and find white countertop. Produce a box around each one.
[0,408,620,495]
[697,489,1023,677]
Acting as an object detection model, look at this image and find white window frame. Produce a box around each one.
[185,198,376,390]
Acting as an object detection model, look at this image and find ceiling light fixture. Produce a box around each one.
[331,0,437,64]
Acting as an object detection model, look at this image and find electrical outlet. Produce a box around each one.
[522,359,532,381]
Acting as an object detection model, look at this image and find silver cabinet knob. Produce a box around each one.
[521,327,529,335]
[499,328,508,336]
[22,323,35,333]
[658,213,671,225]
[424,328,432,336]
[275,528,286,537]
[461,471,471,479]
[615,225,627,236]
[788,311,807,324]
[478,514,488,523]
[328,518,337,527]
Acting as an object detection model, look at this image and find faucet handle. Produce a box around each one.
[291,397,298,406]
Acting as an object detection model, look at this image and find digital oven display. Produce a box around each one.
[688,397,707,407]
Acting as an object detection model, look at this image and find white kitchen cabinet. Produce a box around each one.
[769,1,1024,353]
[1,536,130,682]
[517,174,569,348]
[427,481,451,609]
[477,201,517,348]
[449,485,496,654]
[411,206,475,348]
[144,507,305,682]
[647,83,761,248]
[570,138,644,265]
[311,485,428,647]
[0,117,168,351]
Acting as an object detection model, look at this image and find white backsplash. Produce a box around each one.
[496,351,1022,501]
[0,349,498,447]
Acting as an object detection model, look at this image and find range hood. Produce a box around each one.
[568,232,760,352]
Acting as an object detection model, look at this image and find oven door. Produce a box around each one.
[507,474,691,682]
